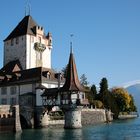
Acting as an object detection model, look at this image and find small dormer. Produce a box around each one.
[5,74,12,81]
[42,71,51,80]
[47,72,51,79]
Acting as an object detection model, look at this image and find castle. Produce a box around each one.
[0,14,87,129]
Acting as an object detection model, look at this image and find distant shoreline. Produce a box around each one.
[118,114,139,120]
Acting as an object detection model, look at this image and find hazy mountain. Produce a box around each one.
[125,84,140,113]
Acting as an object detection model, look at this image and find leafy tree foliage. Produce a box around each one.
[111,88,137,113]
[99,78,110,109]
[91,84,97,100]
[61,65,68,78]
[128,94,137,112]
[80,74,89,87]
[85,76,137,119]
[92,100,104,108]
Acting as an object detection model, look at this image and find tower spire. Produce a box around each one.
[25,0,31,16]
[70,34,74,54]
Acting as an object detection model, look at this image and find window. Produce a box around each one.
[16,37,19,44]
[10,86,16,95]
[48,39,52,46]
[11,39,14,46]
[10,98,16,105]
[82,93,85,99]
[38,36,41,43]
[1,98,7,105]
[1,87,7,95]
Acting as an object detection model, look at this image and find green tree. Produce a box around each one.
[61,65,68,78]
[91,84,97,100]
[80,74,89,87]
[92,100,104,109]
[111,88,132,112]
[129,94,137,112]
[99,78,109,109]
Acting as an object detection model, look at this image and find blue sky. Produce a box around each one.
[0,0,140,87]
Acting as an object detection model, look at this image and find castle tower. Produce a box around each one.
[59,48,86,129]
[4,15,52,70]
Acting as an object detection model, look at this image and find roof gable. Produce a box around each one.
[1,60,22,73]
[4,15,38,41]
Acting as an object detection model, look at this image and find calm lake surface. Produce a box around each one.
[1,117,140,140]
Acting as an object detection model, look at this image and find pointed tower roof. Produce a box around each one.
[59,49,86,92]
[4,15,38,41]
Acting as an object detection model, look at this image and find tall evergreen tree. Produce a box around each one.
[80,74,89,87]
[61,64,68,78]
[99,77,109,108]
[91,84,97,100]
[99,78,108,94]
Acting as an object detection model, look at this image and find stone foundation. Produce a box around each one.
[62,105,82,129]
[0,105,22,132]
[82,109,113,125]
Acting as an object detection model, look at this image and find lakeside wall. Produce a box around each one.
[47,109,113,126]
[0,105,21,132]
[81,109,107,125]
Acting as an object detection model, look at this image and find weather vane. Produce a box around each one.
[25,0,31,16]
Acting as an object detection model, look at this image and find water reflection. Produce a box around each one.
[62,129,82,140]
[0,118,140,140]
[15,132,22,140]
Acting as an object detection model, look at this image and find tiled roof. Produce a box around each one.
[59,50,86,92]
[0,60,63,86]
[1,60,22,73]
[4,15,38,41]
[42,50,86,97]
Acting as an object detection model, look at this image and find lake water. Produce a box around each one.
[1,117,140,140]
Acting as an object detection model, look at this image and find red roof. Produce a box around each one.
[59,50,86,92]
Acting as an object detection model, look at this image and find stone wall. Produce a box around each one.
[0,105,21,132]
[81,109,107,125]
[0,117,15,132]
[45,109,113,127]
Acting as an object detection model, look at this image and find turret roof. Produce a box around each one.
[59,50,86,92]
[4,15,38,41]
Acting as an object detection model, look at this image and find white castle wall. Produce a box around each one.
[4,33,52,70]
[4,35,26,69]
[26,35,52,69]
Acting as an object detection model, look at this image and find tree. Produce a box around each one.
[111,88,132,112]
[61,65,68,78]
[129,94,137,112]
[93,100,104,109]
[80,74,89,87]
[99,78,108,95]
[91,84,97,100]
[99,78,109,108]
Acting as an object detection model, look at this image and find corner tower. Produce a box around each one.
[4,15,52,69]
